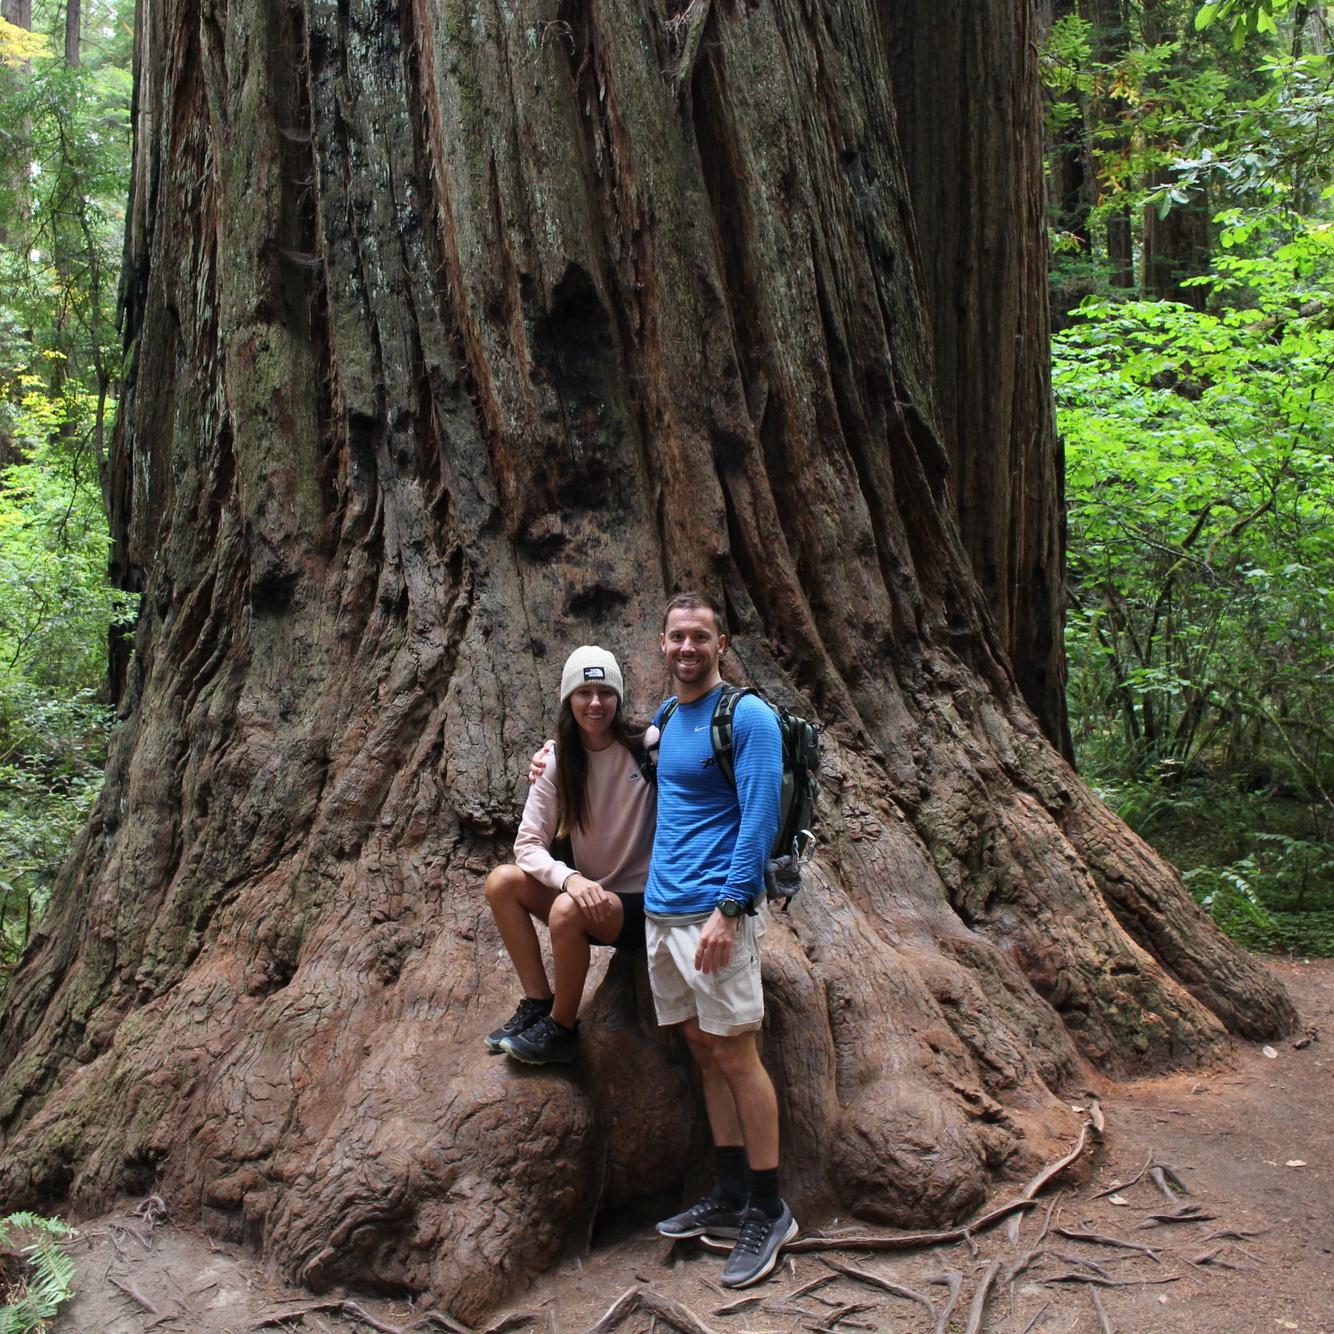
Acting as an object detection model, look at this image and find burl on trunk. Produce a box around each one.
[0,0,1291,1322]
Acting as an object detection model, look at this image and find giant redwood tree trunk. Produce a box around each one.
[0,0,1294,1321]
[882,0,1071,757]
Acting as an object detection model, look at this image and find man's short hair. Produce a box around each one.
[661,591,727,635]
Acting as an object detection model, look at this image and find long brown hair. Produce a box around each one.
[554,700,644,838]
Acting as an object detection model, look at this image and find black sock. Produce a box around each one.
[748,1166,782,1219]
[715,1146,749,1209]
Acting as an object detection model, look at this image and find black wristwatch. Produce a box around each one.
[717,898,748,919]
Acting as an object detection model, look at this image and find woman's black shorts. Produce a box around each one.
[589,892,647,951]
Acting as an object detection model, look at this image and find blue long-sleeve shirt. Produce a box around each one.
[644,686,782,915]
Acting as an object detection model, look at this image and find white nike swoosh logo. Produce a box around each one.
[694,724,709,731]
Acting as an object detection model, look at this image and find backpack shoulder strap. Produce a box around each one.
[641,697,679,782]
[711,685,759,789]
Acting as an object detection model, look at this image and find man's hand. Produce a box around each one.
[695,908,739,974]
[563,874,616,927]
[528,739,554,785]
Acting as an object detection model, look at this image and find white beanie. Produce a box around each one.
[560,646,624,706]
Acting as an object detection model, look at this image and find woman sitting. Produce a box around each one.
[483,646,654,1064]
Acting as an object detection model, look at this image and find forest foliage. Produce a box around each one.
[0,0,1330,989]
[1050,0,1334,952]
[0,0,132,984]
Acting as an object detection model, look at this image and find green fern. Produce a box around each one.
[0,1213,76,1334]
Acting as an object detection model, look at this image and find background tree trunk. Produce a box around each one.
[0,0,1293,1322]
[882,0,1072,759]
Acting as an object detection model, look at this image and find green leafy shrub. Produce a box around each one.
[1056,213,1334,794]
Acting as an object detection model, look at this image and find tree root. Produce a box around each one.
[1018,1304,1050,1334]
[109,1273,161,1316]
[963,1258,1001,1334]
[1093,1152,1153,1199]
[1054,1228,1162,1262]
[589,1285,718,1334]
[788,1120,1092,1254]
[1043,1272,1180,1289]
[926,1270,963,1334]
[818,1256,934,1315]
[1148,1163,1188,1201]
[1134,1203,1215,1228]
[805,1301,876,1331]
[667,0,713,100]
[1089,1285,1113,1334]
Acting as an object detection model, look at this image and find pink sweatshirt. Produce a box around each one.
[513,741,655,896]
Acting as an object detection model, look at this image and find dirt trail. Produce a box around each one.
[44,959,1332,1333]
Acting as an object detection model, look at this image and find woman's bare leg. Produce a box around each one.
[547,891,625,1028]
[485,864,557,999]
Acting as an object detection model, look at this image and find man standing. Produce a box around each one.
[647,592,796,1289]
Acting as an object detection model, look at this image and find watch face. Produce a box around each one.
[720,899,744,918]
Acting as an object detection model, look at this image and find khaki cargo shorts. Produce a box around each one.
[645,912,765,1036]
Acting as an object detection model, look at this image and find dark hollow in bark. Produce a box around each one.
[0,0,1293,1322]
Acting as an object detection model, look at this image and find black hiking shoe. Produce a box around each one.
[655,1194,744,1241]
[502,1015,579,1064]
[719,1203,798,1288]
[485,996,552,1053]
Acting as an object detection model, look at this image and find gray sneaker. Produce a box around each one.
[656,1194,744,1241]
[720,1203,798,1288]
[484,996,552,1053]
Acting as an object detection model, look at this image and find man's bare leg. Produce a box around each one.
[682,1021,779,1169]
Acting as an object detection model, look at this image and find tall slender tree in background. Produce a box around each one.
[0,0,1294,1322]
[883,0,1070,758]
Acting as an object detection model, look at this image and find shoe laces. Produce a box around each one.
[690,1194,729,1221]
[733,1210,770,1254]
[513,998,548,1026]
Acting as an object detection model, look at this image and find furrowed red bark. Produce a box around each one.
[0,0,1292,1322]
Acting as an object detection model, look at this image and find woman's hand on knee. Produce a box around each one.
[561,874,616,927]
